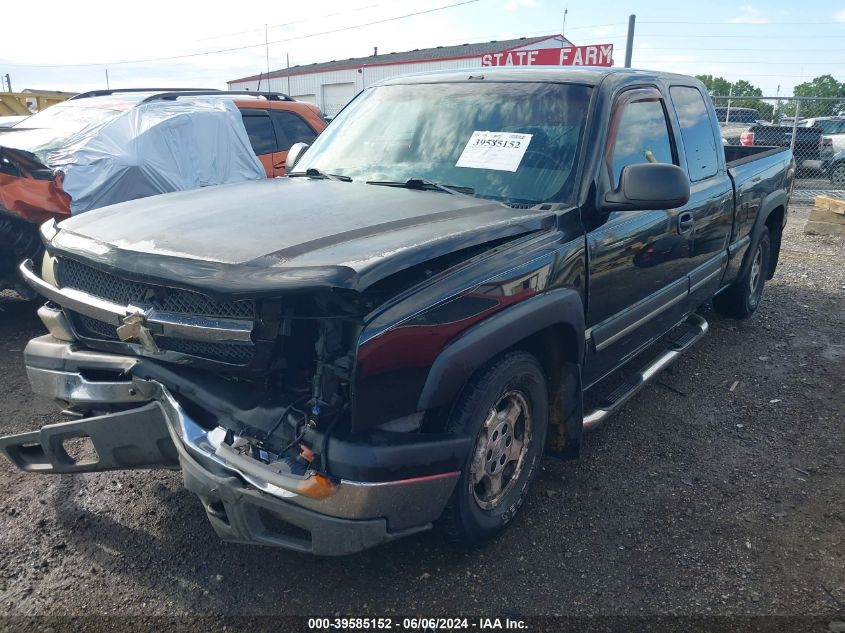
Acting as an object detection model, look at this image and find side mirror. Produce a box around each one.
[285,142,310,173]
[601,163,690,212]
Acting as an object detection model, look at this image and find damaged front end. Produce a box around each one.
[1,249,471,554]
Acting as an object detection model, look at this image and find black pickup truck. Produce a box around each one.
[0,68,794,555]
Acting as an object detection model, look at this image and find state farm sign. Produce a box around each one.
[481,44,614,68]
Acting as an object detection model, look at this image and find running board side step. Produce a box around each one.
[582,313,709,431]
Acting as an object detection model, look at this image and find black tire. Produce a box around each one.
[437,350,548,546]
[713,227,771,319]
[831,163,845,187]
[0,216,43,300]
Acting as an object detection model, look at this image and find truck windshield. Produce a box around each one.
[292,82,592,205]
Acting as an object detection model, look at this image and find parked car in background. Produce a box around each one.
[798,116,845,157]
[234,91,325,177]
[715,106,761,145]
[744,122,832,173]
[0,115,27,128]
[826,149,845,185]
[0,88,326,295]
[1,67,794,555]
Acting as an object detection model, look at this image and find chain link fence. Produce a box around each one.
[711,95,845,200]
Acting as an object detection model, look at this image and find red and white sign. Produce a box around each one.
[481,44,614,68]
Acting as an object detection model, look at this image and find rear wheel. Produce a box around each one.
[831,163,845,187]
[437,351,548,545]
[714,227,770,319]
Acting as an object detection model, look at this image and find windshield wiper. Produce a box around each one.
[365,178,475,196]
[289,168,351,182]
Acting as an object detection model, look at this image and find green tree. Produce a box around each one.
[696,75,773,121]
[696,74,732,96]
[791,74,845,118]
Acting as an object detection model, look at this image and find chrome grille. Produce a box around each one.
[57,258,254,319]
[77,314,119,340]
[58,258,256,366]
[155,337,255,364]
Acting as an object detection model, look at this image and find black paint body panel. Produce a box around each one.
[37,67,794,466]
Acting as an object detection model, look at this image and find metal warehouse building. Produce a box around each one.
[228,34,586,117]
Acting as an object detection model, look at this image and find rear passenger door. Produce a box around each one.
[240,110,277,177]
[667,86,733,306]
[270,110,319,176]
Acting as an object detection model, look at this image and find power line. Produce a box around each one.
[636,33,845,39]
[2,0,481,69]
[195,2,385,42]
[640,20,845,25]
[636,60,845,65]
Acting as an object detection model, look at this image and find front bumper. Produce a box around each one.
[0,336,462,555]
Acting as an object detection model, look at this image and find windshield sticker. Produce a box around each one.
[456,131,533,172]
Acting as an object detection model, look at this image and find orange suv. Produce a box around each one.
[0,88,326,294]
[233,91,326,177]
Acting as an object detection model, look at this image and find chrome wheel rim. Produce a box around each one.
[832,166,845,186]
[469,390,532,510]
[749,244,763,301]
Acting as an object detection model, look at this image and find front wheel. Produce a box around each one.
[714,227,771,319]
[437,350,548,545]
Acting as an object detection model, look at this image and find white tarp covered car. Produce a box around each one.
[1,94,265,213]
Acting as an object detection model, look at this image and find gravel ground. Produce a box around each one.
[0,204,842,630]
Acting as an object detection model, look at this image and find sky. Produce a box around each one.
[1,0,844,97]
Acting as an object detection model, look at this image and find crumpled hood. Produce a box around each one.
[50,177,556,296]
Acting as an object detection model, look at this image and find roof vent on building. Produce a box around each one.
[489,40,497,43]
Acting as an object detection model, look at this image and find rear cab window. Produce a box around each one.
[669,86,720,181]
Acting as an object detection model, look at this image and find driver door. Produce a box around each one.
[584,88,694,386]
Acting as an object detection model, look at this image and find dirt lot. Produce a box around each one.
[0,204,842,629]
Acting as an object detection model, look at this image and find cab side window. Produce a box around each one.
[609,97,674,186]
[670,86,719,181]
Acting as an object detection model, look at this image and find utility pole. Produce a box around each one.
[105,68,110,89]
[286,53,291,95]
[4,73,11,92]
[726,83,733,123]
[624,14,636,68]
[562,7,568,44]
[265,24,271,89]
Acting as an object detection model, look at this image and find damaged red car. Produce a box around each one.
[0,88,325,295]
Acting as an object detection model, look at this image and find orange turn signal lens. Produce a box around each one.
[298,473,337,500]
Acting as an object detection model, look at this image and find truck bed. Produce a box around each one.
[724,144,789,169]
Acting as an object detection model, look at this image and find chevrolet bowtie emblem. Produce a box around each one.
[116,311,160,354]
